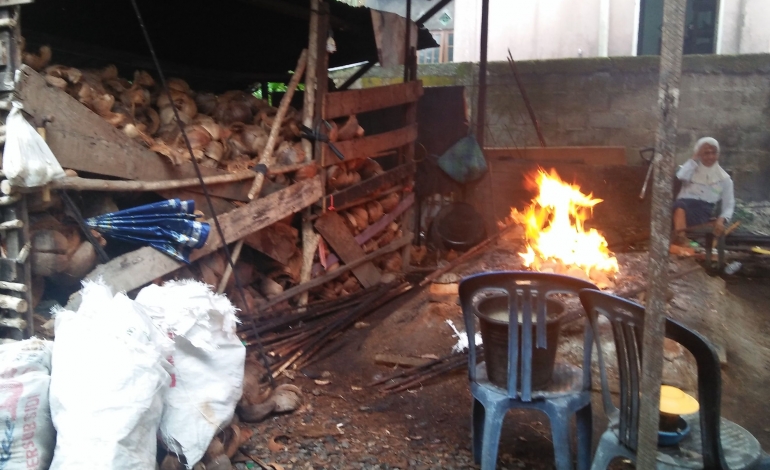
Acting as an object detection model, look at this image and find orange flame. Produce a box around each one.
[513,169,618,274]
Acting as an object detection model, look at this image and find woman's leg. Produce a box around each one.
[672,207,689,245]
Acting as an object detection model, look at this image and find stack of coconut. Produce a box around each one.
[21,44,412,314]
[22,45,313,180]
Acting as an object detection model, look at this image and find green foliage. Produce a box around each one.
[253,77,305,106]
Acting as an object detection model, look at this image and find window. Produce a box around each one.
[418,30,454,64]
[637,0,718,55]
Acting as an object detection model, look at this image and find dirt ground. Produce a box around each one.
[236,241,770,470]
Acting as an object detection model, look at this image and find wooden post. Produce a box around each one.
[314,1,330,212]
[299,0,321,307]
[637,0,687,467]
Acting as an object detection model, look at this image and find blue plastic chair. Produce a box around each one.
[579,289,764,469]
[459,271,597,470]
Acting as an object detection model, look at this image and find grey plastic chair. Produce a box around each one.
[459,271,597,470]
[579,289,763,469]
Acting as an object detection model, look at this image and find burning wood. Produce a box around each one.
[511,169,618,287]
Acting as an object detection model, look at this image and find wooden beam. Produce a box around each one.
[315,212,381,288]
[325,162,415,209]
[15,65,251,201]
[66,177,323,309]
[322,124,418,167]
[322,81,424,120]
[484,146,627,166]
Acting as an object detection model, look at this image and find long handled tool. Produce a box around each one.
[639,147,655,199]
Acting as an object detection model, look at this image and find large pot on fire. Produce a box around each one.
[473,292,565,390]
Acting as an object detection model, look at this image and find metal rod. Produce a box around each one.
[476,0,490,147]
[404,0,412,83]
[506,49,546,147]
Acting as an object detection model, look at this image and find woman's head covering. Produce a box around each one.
[691,136,729,185]
[694,137,720,156]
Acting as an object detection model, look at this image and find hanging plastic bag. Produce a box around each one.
[3,103,65,188]
[135,280,245,467]
[437,135,488,184]
[49,281,172,470]
[0,338,56,470]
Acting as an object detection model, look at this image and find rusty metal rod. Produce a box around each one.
[506,49,546,147]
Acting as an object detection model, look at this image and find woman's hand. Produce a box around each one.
[713,217,726,236]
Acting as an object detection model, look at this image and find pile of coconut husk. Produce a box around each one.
[22,44,317,178]
[20,44,414,320]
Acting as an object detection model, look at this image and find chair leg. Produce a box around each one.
[471,398,485,465]
[547,408,575,470]
[575,404,592,470]
[590,445,619,470]
[479,403,506,470]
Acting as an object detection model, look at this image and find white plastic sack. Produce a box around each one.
[0,338,55,470]
[135,280,245,467]
[3,103,65,188]
[49,281,172,470]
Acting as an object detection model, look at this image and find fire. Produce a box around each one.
[513,169,618,275]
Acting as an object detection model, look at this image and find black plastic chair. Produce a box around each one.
[459,271,598,470]
[579,289,763,469]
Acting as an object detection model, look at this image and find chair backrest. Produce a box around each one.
[459,271,597,402]
[579,289,727,468]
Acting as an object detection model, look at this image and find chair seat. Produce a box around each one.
[474,361,584,399]
[605,416,761,469]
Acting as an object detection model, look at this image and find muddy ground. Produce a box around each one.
[235,241,770,470]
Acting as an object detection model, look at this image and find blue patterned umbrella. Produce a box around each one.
[86,199,210,263]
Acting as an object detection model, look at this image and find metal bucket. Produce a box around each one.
[474,293,565,390]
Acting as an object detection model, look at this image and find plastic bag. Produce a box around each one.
[2,103,65,188]
[437,135,488,184]
[135,280,245,467]
[49,281,172,470]
[0,338,55,470]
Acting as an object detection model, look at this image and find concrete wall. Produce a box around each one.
[454,0,770,62]
[331,54,770,201]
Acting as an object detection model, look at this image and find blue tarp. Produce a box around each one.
[86,199,210,263]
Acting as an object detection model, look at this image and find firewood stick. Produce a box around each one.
[419,223,519,287]
[259,234,413,310]
[248,49,309,200]
[217,240,245,294]
[2,171,256,194]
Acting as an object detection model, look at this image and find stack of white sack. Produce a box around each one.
[135,280,245,467]
[0,338,55,470]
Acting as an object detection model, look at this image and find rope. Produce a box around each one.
[129,0,275,388]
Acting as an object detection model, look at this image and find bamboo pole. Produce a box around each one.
[247,49,309,200]
[216,241,245,294]
[637,0,687,467]
[299,0,320,307]
[2,171,256,194]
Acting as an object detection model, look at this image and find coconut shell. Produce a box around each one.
[260,277,284,298]
[160,454,185,470]
[44,75,67,89]
[167,77,192,95]
[62,242,97,280]
[293,164,318,182]
[336,114,363,141]
[350,206,369,230]
[195,92,218,116]
[133,70,155,87]
[342,275,361,293]
[276,141,306,166]
[363,239,378,253]
[184,124,213,150]
[32,230,69,254]
[22,45,52,72]
[193,115,222,141]
[31,252,69,277]
[205,141,225,162]
[379,192,401,213]
[377,230,396,248]
[382,252,403,272]
[215,97,253,125]
[120,84,151,109]
[135,107,161,135]
[150,142,187,165]
[366,200,384,224]
[360,158,384,179]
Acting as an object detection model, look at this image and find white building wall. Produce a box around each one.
[454,0,770,63]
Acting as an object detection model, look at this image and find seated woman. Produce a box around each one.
[673,137,734,245]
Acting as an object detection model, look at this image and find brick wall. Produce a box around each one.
[332,55,770,201]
